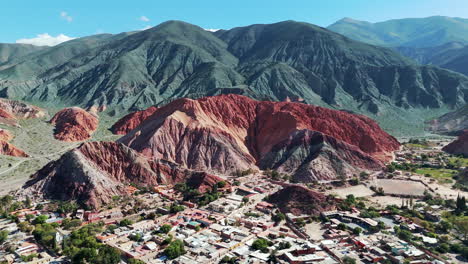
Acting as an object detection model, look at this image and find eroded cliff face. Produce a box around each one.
[118,94,399,181]
[443,130,468,157]
[111,106,158,135]
[268,185,337,216]
[50,107,99,142]
[23,141,222,208]
[0,98,45,127]
[0,128,28,157]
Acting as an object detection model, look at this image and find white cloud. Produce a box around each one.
[139,16,150,22]
[60,11,73,22]
[16,33,75,46]
[204,28,220,32]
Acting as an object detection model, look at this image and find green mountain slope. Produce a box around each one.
[0,20,467,136]
[0,43,46,64]
[328,16,468,47]
[396,42,468,76]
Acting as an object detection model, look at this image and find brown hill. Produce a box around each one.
[268,185,337,216]
[443,130,468,157]
[111,106,158,135]
[0,98,45,127]
[0,128,28,157]
[119,94,399,182]
[50,107,99,142]
[22,141,221,208]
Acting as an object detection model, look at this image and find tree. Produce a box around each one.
[169,203,185,213]
[353,227,362,235]
[242,197,249,203]
[456,194,467,214]
[164,239,186,259]
[342,256,356,264]
[0,230,8,244]
[159,224,172,234]
[251,238,272,253]
[33,215,48,225]
[95,246,121,264]
[454,217,468,240]
[119,219,133,227]
[272,212,286,223]
[217,181,227,188]
[337,223,347,231]
[128,259,145,264]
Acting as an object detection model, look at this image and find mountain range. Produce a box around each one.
[328,16,468,47]
[328,16,468,78]
[1,20,467,136]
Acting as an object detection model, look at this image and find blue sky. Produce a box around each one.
[2,0,468,45]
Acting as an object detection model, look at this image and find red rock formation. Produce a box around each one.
[50,107,99,142]
[0,141,29,157]
[186,173,230,193]
[111,106,158,135]
[0,99,45,126]
[443,130,468,157]
[0,129,12,142]
[268,185,337,216]
[119,94,399,181]
[23,141,220,208]
[0,128,28,157]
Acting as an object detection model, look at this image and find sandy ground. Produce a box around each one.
[371,179,427,196]
[367,196,406,207]
[325,185,374,198]
[304,222,325,241]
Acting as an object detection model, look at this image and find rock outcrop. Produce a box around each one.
[0,141,29,157]
[443,130,468,157]
[0,129,12,142]
[0,129,28,157]
[0,98,45,126]
[22,141,219,208]
[186,173,230,193]
[111,106,158,135]
[119,94,399,181]
[429,105,468,135]
[268,185,337,216]
[50,107,99,142]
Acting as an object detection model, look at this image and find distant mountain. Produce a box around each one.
[0,20,467,135]
[328,16,468,47]
[396,42,468,76]
[0,43,46,64]
[428,105,468,135]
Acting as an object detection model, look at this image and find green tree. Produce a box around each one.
[128,259,145,264]
[159,224,172,234]
[271,211,286,223]
[119,219,133,227]
[251,238,272,253]
[0,230,8,244]
[164,239,186,259]
[342,256,356,264]
[353,227,362,235]
[33,215,48,225]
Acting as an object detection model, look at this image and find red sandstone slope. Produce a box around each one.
[23,141,221,208]
[0,129,12,141]
[0,129,28,157]
[268,185,337,216]
[0,99,45,127]
[443,130,468,157]
[186,173,231,193]
[50,107,99,142]
[118,94,399,181]
[111,106,158,135]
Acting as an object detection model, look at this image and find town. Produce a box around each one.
[0,139,467,264]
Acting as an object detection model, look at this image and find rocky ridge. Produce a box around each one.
[49,107,99,142]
